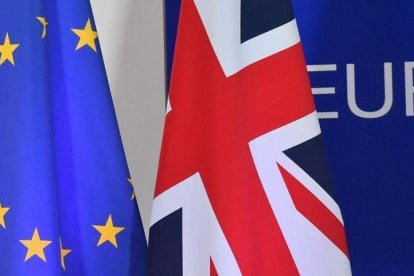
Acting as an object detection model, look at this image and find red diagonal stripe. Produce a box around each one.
[210,258,218,276]
[278,163,349,256]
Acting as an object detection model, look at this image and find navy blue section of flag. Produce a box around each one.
[165,0,182,93]
[0,0,146,275]
[148,209,183,276]
[284,134,337,202]
[240,0,294,43]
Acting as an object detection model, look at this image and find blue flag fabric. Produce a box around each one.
[0,0,146,275]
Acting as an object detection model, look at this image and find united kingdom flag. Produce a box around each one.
[148,0,352,275]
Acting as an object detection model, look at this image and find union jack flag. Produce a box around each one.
[148,0,352,275]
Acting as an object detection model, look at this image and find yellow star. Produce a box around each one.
[36,16,48,39]
[128,178,136,200]
[71,19,98,52]
[0,33,19,65]
[60,239,72,270]
[93,215,124,248]
[19,228,52,262]
[0,202,10,229]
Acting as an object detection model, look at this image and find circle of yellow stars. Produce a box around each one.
[0,14,138,271]
[0,177,136,270]
[0,17,98,67]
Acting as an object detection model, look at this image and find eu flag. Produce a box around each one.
[0,0,146,275]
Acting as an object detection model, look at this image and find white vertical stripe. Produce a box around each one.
[193,0,300,77]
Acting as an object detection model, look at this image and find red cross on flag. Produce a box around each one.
[148,0,352,275]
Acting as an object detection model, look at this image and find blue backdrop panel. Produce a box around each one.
[293,1,414,275]
[166,1,414,275]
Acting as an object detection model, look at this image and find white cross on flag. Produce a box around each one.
[148,0,352,275]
